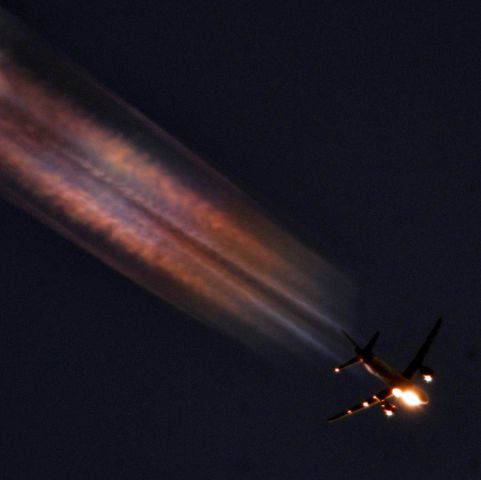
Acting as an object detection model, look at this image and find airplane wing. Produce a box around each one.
[403,317,443,379]
[328,388,392,422]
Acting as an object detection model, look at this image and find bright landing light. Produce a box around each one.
[423,374,433,383]
[392,387,403,398]
[401,390,423,406]
[391,388,424,406]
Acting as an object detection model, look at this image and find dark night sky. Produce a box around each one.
[1,1,481,479]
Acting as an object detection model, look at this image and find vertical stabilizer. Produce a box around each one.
[364,332,380,352]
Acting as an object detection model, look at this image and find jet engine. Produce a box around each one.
[419,366,434,383]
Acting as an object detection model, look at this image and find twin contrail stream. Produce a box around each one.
[0,9,354,362]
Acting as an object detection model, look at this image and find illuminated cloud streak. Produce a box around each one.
[0,10,354,362]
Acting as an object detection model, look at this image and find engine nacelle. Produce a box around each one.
[381,401,396,417]
[420,366,434,383]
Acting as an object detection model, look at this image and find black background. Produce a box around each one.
[1,2,481,479]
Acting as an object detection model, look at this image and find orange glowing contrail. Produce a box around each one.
[0,9,354,361]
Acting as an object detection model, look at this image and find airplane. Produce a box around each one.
[328,317,442,422]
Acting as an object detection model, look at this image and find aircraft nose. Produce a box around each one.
[418,388,429,404]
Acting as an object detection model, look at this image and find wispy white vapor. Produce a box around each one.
[0,9,354,362]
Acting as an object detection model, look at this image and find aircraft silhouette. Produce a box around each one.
[328,318,442,422]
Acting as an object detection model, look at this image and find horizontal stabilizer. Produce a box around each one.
[341,330,359,349]
[334,356,360,373]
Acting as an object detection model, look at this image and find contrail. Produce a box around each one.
[0,9,355,362]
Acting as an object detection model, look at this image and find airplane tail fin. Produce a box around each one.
[334,330,380,373]
[364,331,380,353]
